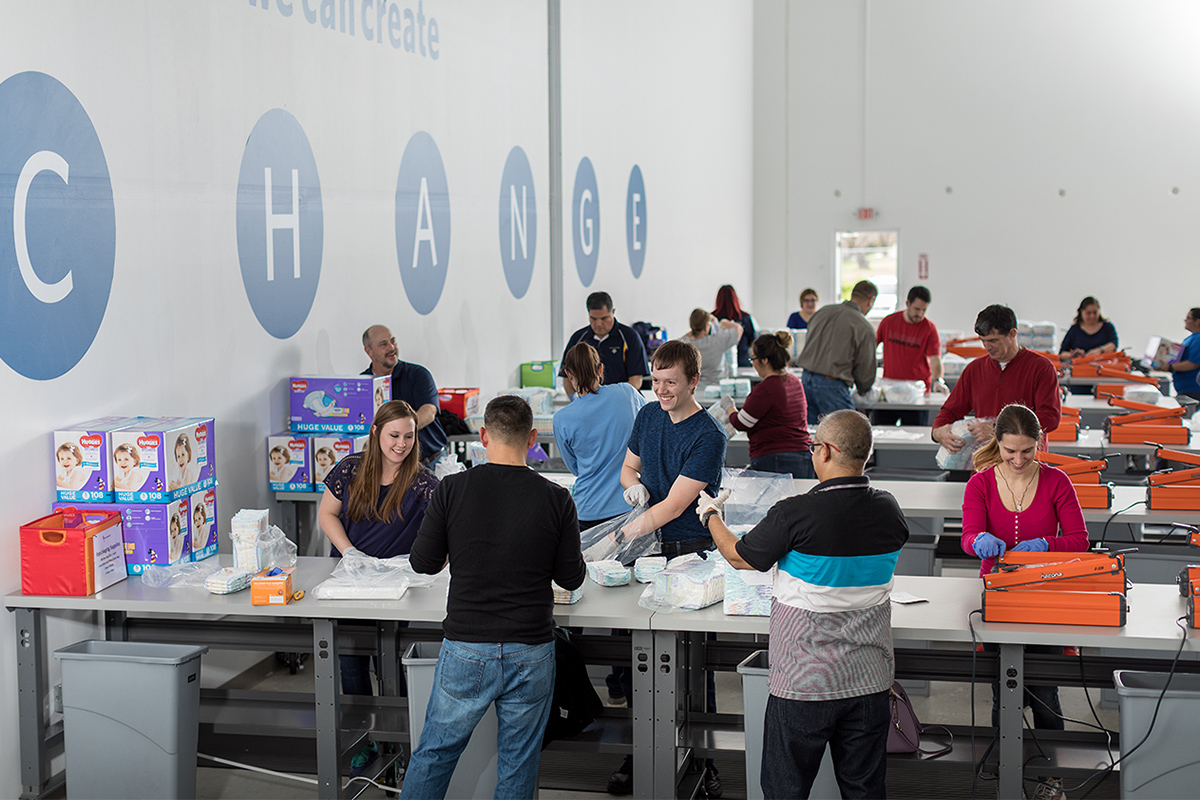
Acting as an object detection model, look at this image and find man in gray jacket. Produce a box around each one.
[795,280,878,425]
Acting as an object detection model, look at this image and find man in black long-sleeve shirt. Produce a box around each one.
[403,395,585,799]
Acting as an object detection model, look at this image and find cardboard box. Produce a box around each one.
[438,387,481,419]
[289,375,389,433]
[21,508,127,596]
[520,361,559,389]
[268,433,313,492]
[311,434,368,492]
[189,487,219,562]
[55,499,191,574]
[111,417,215,503]
[53,416,142,503]
[251,567,294,606]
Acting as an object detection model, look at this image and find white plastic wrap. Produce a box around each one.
[433,456,466,479]
[587,560,631,587]
[638,553,726,612]
[878,378,925,405]
[721,468,794,527]
[634,556,667,583]
[707,401,737,439]
[507,387,556,415]
[311,552,437,600]
[1123,386,1162,405]
[579,505,660,565]
[935,418,992,470]
[552,581,583,604]
[854,386,883,405]
[230,519,297,573]
[141,561,221,589]
[940,353,970,378]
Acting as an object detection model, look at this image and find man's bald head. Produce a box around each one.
[363,325,399,374]
[814,410,873,473]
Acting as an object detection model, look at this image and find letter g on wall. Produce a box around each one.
[0,72,116,380]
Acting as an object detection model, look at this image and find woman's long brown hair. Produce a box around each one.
[346,400,422,522]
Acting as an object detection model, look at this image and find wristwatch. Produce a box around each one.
[701,508,721,527]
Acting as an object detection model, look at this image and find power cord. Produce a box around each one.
[1096,499,1147,547]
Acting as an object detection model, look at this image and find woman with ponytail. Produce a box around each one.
[726,331,814,478]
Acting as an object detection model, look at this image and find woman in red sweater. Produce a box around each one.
[961,403,1088,798]
[727,331,814,478]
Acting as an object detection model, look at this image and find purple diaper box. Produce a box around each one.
[53,416,141,503]
[311,434,368,491]
[54,499,192,574]
[111,417,216,503]
[289,375,390,433]
[268,433,313,492]
[189,486,219,562]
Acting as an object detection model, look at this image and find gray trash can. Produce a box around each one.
[1114,669,1200,798]
[738,650,840,799]
[54,640,208,800]
[403,641,499,798]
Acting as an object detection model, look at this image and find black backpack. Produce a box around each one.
[631,320,666,356]
[435,408,471,436]
[542,626,604,748]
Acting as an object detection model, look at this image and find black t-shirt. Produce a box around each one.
[410,464,586,644]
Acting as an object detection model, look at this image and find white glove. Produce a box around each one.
[341,545,364,559]
[717,394,737,413]
[696,488,733,524]
[623,483,650,506]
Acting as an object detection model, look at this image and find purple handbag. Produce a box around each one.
[886,681,953,758]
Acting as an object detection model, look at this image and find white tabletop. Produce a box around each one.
[870,425,1199,457]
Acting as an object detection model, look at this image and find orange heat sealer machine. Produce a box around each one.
[1102,396,1190,446]
[1147,447,1200,510]
[1048,406,1081,442]
[1036,450,1112,508]
[982,551,1127,627]
[946,336,987,360]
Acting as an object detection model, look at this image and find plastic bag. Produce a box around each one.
[579,504,660,565]
[433,454,466,479]
[312,552,438,600]
[720,467,794,527]
[707,401,737,439]
[854,386,883,405]
[935,418,992,470]
[637,552,726,612]
[141,560,221,588]
[878,378,925,405]
[231,523,297,572]
[587,560,632,587]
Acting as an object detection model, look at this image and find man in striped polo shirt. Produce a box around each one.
[700,409,909,798]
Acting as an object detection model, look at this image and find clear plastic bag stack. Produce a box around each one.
[721,468,794,527]
[312,552,437,600]
[586,560,631,587]
[579,505,660,565]
[935,418,992,470]
[141,561,221,589]
[878,378,925,405]
[638,553,726,612]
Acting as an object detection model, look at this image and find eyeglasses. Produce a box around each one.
[813,441,840,454]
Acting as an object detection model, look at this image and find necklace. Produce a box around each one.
[997,463,1038,512]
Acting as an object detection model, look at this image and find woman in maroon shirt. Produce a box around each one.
[961,403,1088,796]
[727,331,814,478]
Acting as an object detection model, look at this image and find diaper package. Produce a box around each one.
[55,498,191,574]
[552,581,583,604]
[935,417,991,470]
[719,378,752,398]
[580,505,660,565]
[289,375,390,433]
[640,553,725,611]
[310,434,368,491]
[877,378,925,405]
[312,551,436,600]
[587,560,631,587]
[533,413,554,435]
[507,387,555,415]
[230,508,270,571]
[111,417,216,503]
[204,567,254,594]
[188,486,219,562]
[723,527,774,616]
[53,416,141,503]
[634,556,667,583]
[267,433,313,492]
[707,401,738,439]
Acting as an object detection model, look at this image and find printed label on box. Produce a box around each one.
[269,433,313,492]
[289,375,389,433]
[190,487,218,562]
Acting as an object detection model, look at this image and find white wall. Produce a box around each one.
[755,0,1200,350]
[0,1,754,794]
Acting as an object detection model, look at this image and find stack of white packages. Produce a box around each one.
[467,441,488,464]
[508,387,556,414]
[204,567,255,595]
[1016,320,1058,351]
[877,378,925,404]
[651,554,724,610]
[724,563,774,616]
[719,378,752,398]
[634,556,667,583]
[941,353,970,379]
[231,508,270,571]
[587,560,631,587]
[533,414,554,434]
[552,580,583,604]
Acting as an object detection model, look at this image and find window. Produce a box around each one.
[835,231,898,320]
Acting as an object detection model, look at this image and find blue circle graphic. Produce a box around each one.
[0,72,115,380]
[571,157,600,286]
[395,131,451,315]
[626,165,647,278]
[498,146,537,299]
[236,109,324,339]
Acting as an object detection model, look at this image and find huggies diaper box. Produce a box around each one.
[111,417,216,503]
[289,375,390,433]
[53,499,192,574]
[53,416,142,503]
[268,433,313,491]
[310,434,368,491]
[189,487,219,561]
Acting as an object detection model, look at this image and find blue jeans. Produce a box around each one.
[402,639,556,800]
[750,450,815,479]
[801,371,854,427]
[762,690,889,799]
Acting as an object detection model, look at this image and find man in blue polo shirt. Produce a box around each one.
[362,324,448,466]
[561,292,649,396]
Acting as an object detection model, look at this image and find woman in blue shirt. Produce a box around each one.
[1059,296,1119,358]
[554,343,647,528]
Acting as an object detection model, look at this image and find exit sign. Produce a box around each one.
[857,207,874,220]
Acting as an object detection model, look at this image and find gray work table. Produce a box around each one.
[6,556,656,800]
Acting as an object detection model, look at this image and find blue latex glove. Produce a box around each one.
[972,532,1006,559]
[1010,538,1049,552]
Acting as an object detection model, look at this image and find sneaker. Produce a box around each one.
[607,754,633,795]
[1032,776,1066,800]
[703,763,723,798]
[350,740,379,776]
[605,671,625,700]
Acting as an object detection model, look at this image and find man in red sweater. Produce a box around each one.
[932,304,1061,453]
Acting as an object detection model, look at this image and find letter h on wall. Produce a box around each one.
[264,167,300,281]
